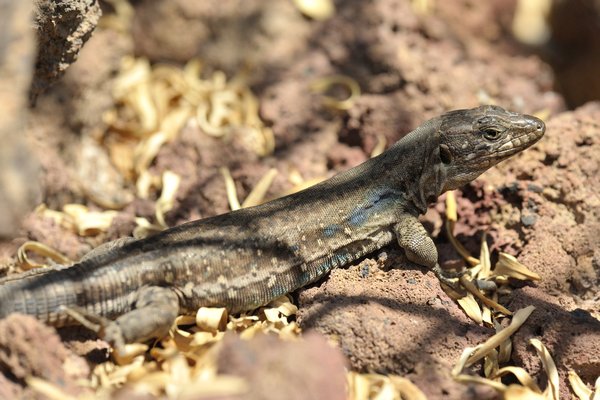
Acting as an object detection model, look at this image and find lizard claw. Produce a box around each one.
[432,263,463,281]
[431,264,465,295]
[432,264,496,293]
[102,322,127,356]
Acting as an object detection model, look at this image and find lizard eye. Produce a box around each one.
[481,128,502,141]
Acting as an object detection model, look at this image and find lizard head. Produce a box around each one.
[437,105,545,191]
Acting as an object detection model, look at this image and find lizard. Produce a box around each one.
[0,105,545,351]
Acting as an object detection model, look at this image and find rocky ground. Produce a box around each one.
[0,0,598,399]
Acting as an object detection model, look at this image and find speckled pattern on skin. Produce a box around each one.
[0,106,544,351]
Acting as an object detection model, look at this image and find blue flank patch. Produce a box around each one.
[349,210,368,226]
[298,250,354,287]
[271,285,287,297]
[348,190,397,227]
[323,224,341,237]
[314,251,350,276]
[314,258,333,276]
[333,252,349,267]
[299,271,311,285]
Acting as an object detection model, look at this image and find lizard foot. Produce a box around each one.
[102,322,127,355]
[432,264,465,294]
[59,305,128,354]
[432,264,497,292]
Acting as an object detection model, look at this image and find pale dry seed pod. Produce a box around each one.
[567,370,595,400]
[494,252,541,281]
[155,170,181,228]
[457,293,483,323]
[16,240,71,269]
[293,0,335,20]
[196,307,228,332]
[62,204,118,236]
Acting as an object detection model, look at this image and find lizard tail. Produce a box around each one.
[0,268,79,326]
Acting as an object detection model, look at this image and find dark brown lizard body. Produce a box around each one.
[0,105,545,349]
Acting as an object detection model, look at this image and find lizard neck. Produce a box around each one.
[381,118,447,215]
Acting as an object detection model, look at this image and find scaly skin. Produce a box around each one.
[0,105,545,350]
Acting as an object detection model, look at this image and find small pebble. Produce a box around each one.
[520,213,537,227]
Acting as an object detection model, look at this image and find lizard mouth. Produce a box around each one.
[495,128,544,157]
[468,115,545,169]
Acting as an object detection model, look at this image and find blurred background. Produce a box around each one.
[0,1,599,399]
[2,0,599,240]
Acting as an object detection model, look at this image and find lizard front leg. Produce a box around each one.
[102,286,180,352]
[393,214,462,287]
[393,215,496,291]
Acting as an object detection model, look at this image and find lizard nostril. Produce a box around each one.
[535,121,545,132]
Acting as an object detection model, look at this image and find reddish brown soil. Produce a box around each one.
[0,0,598,398]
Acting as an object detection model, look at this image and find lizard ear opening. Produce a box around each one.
[439,144,452,164]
